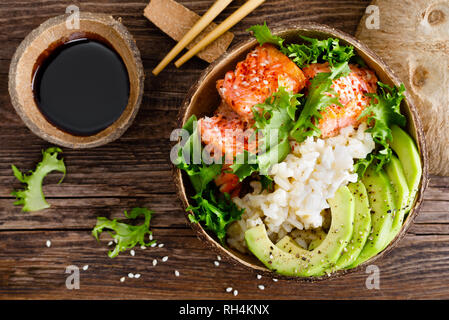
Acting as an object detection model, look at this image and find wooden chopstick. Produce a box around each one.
[152,0,234,75]
[175,0,265,68]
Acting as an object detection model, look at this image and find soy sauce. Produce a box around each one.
[32,36,130,136]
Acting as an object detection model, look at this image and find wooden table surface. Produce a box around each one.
[1,0,448,300]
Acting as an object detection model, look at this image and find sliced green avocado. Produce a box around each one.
[350,166,396,267]
[384,155,410,245]
[331,181,371,271]
[308,229,327,250]
[389,125,422,212]
[245,186,354,277]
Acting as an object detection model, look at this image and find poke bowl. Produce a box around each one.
[173,22,428,280]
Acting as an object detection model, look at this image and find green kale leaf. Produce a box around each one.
[11,147,66,212]
[92,207,156,258]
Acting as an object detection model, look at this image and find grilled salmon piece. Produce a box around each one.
[217,43,306,119]
[302,62,378,138]
[198,101,256,160]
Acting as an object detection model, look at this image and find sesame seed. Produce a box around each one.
[273,278,278,282]
[130,249,135,256]
[256,274,262,280]
[128,273,134,278]
[120,277,125,282]
[114,238,118,244]
[158,243,164,248]
[214,261,220,267]
[226,287,233,292]
[258,285,265,290]
[82,265,89,271]
[108,241,113,246]
[175,270,180,277]
[263,80,269,85]
[135,274,141,279]
[153,259,157,266]
[162,256,168,262]
[46,240,51,248]
[149,234,153,241]
[141,245,146,250]
[151,243,157,248]
[269,254,274,259]
[233,290,238,296]
[217,255,222,261]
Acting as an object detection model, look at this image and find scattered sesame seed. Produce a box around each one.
[162,256,168,262]
[120,277,125,282]
[233,290,238,296]
[151,243,157,248]
[175,270,180,277]
[149,234,153,241]
[258,285,265,290]
[158,243,164,248]
[214,261,220,267]
[273,278,278,282]
[256,274,262,280]
[226,287,233,292]
[46,240,51,248]
[114,238,118,244]
[82,265,89,271]
[263,80,269,85]
[269,254,274,259]
[153,259,158,266]
[128,273,134,278]
[217,255,222,261]
[130,249,135,256]
[134,274,141,279]
[108,241,113,246]
[141,245,146,250]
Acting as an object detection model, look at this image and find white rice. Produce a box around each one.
[227,124,375,253]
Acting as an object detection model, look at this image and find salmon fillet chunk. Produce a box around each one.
[217,43,307,119]
[302,62,378,138]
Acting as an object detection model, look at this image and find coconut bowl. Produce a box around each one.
[173,23,428,281]
[8,12,144,149]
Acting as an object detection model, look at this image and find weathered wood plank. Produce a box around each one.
[1,230,448,299]
[1,196,449,231]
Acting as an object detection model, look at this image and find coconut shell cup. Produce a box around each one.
[174,23,428,281]
[8,12,144,149]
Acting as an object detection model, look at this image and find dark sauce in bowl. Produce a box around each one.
[32,36,130,136]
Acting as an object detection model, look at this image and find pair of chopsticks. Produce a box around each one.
[152,0,265,75]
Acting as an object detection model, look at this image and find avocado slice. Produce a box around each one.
[389,125,422,212]
[384,155,410,245]
[330,181,371,271]
[245,186,354,277]
[350,166,396,267]
[308,229,327,250]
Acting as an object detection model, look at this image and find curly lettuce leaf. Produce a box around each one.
[11,147,66,212]
[176,115,243,244]
[248,22,354,75]
[92,207,156,258]
[247,22,285,49]
[290,72,342,142]
[355,82,406,176]
[187,187,244,243]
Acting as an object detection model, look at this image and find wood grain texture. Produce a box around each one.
[1,0,448,300]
